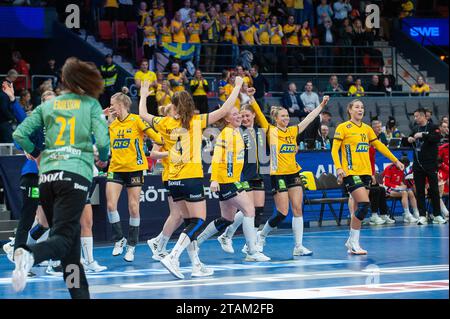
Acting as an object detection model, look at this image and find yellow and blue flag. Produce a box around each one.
[162,43,196,60]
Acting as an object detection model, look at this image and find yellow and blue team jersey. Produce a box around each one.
[109,114,163,172]
[152,114,208,180]
[251,100,301,175]
[333,120,378,176]
[211,126,245,184]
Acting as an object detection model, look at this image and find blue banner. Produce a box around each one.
[402,18,449,46]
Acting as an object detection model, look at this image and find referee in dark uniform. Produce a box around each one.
[408,108,447,225]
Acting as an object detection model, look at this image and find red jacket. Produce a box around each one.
[382,163,404,188]
[13,59,30,91]
[438,143,449,174]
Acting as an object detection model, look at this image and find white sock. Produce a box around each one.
[37,229,49,243]
[440,199,449,215]
[349,228,360,243]
[159,235,170,251]
[170,233,191,259]
[292,216,304,247]
[403,207,411,215]
[242,216,257,254]
[154,231,163,243]
[186,240,201,266]
[371,213,378,218]
[413,207,419,215]
[81,236,94,264]
[196,220,219,246]
[260,221,275,238]
[224,211,244,238]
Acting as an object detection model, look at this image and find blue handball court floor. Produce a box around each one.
[0,224,448,299]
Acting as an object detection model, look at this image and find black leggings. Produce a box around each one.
[414,165,441,217]
[25,171,91,299]
[14,174,40,252]
[369,184,388,215]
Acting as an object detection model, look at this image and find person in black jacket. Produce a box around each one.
[0,71,18,143]
[250,65,269,109]
[99,54,118,109]
[317,18,338,72]
[367,75,385,96]
[281,83,306,120]
[408,108,447,224]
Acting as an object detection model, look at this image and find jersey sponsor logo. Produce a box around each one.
[355,142,370,152]
[168,180,182,186]
[345,144,352,170]
[126,128,132,133]
[130,176,143,185]
[74,183,89,192]
[278,179,287,190]
[39,171,65,184]
[189,193,203,199]
[112,138,131,149]
[279,144,296,153]
[346,124,353,129]
[30,187,40,199]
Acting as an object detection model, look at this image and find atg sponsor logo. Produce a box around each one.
[113,138,130,149]
[355,143,369,152]
[279,144,296,153]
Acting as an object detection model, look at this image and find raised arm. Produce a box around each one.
[207,76,244,125]
[138,80,155,124]
[13,106,44,158]
[297,95,329,134]
[248,88,269,130]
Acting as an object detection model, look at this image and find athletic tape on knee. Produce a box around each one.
[213,217,233,231]
[183,218,205,241]
[254,207,264,228]
[268,211,287,228]
[107,211,120,224]
[129,217,140,227]
[355,202,370,221]
[29,223,49,241]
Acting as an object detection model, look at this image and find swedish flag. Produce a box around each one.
[162,43,196,60]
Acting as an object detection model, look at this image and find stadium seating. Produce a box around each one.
[98,20,113,42]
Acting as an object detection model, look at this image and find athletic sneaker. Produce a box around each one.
[2,239,14,263]
[413,211,420,220]
[124,246,135,262]
[147,238,169,261]
[403,213,419,224]
[217,233,234,254]
[369,214,386,225]
[83,260,107,272]
[160,255,184,279]
[345,240,368,255]
[241,244,249,254]
[432,216,448,224]
[191,263,214,277]
[380,215,396,224]
[256,231,266,252]
[245,251,271,262]
[27,271,36,278]
[293,245,313,256]
[417,216,428,225]
[46,264,63,276]
[37,261,50,267]
[112,237,127,256]
[12,248,35,292]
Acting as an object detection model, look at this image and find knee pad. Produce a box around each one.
[268,211,287,228]
[213,217,233,232]
[29,223,49,241]
[183,218,205,241]
[254,207,264,228]
[183,218,191,228]
[355,202,370,221]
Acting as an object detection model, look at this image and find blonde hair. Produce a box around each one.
[172,91,195,129]
[111,92,132,110]
[270,106,285,123]
[41,90,56,103]
[240,103,254,113]
[346,99,363,119]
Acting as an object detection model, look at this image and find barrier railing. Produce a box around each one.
[0,74,29,91]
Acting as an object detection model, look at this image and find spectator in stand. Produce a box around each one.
[190,69,209,113]
[196,2,208,23]
[239,82,251,106]
[283,15,300,46]
[348,77,365,96]
[325,74,344,96]
[300,80,320,112]
[223,15,240,67]
[218,69,230,103]
[180,0,194,24]
[250,65,269,109]
[318,18,337,72]
[303,0,315,26]
[372,119,389,145]
[317,0,334,26]
[156,80,173,106]
[222,74,240,108]
[153,1,166,23]
[167,63,188,93]
[104,0,119,21]
[269,15,283,45]
[300,20,312,47]
[12,51,30,91]
[187,11,202,65]
[142,17,157,67]
[441,115,449,126]
[384,117,403,141]
[425,108,434,123]
[0,70,18,143]
[118,0,133,21]
[239,15,259,49]
[351,19,366,72]
[19,90,33,115]
[382,156,420,223]
[155,71,164,90]
[171,11,186,43]
[137,1,149,27]
[343,74,354,92]
[382,66,396,87]
[159,16,172,47]
[134,59,158,115]
[439,120,449,144]
[438,142,449,218]
[338,17,353,46]
[202,7,221,72]
[367,75,384,96]
[236,65,253,87]
[41,57,60,86]
[333,0,352,27]
[411,76,430,96]
[256,13,270,46]
[316,124,332,149]
[399,0,414,19]
[282,82,305,120]
[299,110,332,145]
[382,76,393,96]
[100,54,118,109]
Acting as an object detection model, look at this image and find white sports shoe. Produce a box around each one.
[432,215,447,224]
[245,251,271,262]
[345,240,368,255]
[293,245,313,256]
[112,238,127,256]
[403,213,419,224]
[191,263,214,277]
[160,254,184,279]
[12,248,35,292]
[83,260,107,272]
[380,215,396,224]
[124,246,135,262]
[241,244,249,254]
[2,239,14,263]
[413,211,420,220]
[46,264,63,276]
[256,231,266,253]
[217,233,234,254]
[369,214,386,225]
[417,216,428,225]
